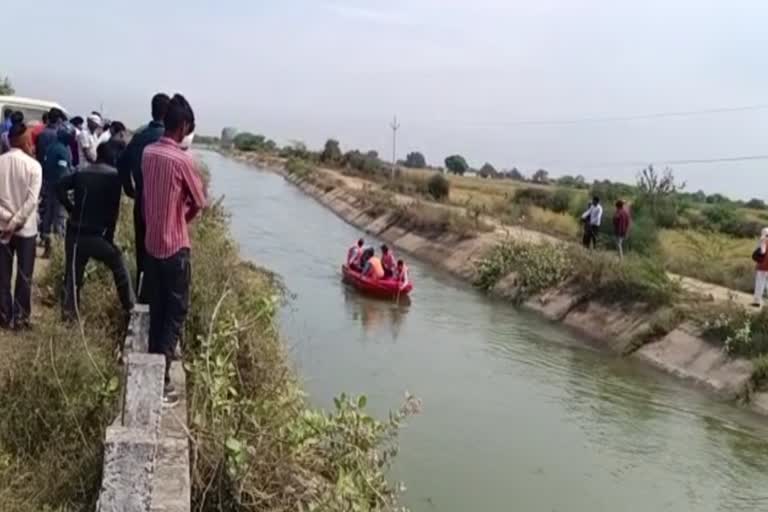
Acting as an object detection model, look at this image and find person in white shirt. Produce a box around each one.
[581,196,603,249]
[78,114,102,165]
[0,123,43,329]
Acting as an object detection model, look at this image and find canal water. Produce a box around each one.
[201,151,768,512]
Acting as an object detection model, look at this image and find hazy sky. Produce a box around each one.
[3,0,767,197]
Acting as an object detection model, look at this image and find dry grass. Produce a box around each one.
[659,229,755,292]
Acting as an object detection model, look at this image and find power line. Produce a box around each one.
[532,154,768,170]
[410,103,768,128]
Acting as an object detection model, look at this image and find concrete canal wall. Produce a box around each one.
[226,151,768,417]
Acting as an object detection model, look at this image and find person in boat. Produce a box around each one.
[347,238,364,271]
[362,249,385,279]
[359,247,374,270]
[395,259,410,288]
[381,244,396,278]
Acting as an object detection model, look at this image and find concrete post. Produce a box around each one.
[125,305,150,353]
[98,426,156,512]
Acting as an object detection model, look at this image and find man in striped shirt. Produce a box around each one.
[142,94,206,402]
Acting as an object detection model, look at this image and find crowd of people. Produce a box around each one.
[0,92,204,404]
[346,239,409,287]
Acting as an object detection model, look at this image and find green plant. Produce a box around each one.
[513,187,553,209]
[751,355,768,389]
[427,173,450,201]
[571,251,679,306]
[702,308,768,358]
[475,241,573,300]
[550,188,573,214]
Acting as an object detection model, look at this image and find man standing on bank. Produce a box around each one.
[57,141,135,321]
[142,94,205,402]
[0,123,42,329]
[118,93,169,302]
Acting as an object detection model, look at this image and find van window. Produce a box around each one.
[0,105,48,125]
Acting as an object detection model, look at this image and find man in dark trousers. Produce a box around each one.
[142,94,206,403]
[0,124,42,329]
[117,93,170,303]
[57,141,135,321]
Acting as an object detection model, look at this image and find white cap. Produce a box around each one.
[87,114,103,127]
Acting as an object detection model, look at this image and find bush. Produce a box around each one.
[550,188,573,213]
[572,251,680,306]
[427,173,450,200]
[514,187,553,209]
[703,308,768,358]
[474,241,573,300]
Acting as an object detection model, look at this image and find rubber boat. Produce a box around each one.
[341,265,413,299]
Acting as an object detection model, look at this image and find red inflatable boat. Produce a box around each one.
[341,265,413,299]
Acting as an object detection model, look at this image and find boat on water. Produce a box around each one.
[341,265,413,300]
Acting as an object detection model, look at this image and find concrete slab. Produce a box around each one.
[635,326,754,400]
[123,353,165,435]
[98,426,155,512]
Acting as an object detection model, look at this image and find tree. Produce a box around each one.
[444,155,469,175]
[233,132,267,152]
[479,162,498,178]
[531,169,549,184]
[637,165,684,196]
[0,75,14,95]
[634,165,685,228]
[505,167,525,181]
[321,139,342,164]
[691,190,707,203]
[746,198,768,210]
[404,151,427,169]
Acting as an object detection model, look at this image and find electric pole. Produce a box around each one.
[390,116,400,179]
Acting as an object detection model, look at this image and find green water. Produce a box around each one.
[202,151,768,512]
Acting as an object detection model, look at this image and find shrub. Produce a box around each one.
[572,251,680,306]
[426,173,450,201]
[514,187,553,209]
[702,308,768,358]
[474,241,573,300]
[550,188,573,213]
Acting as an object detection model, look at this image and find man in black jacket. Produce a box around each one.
[117,93,169,303]
[57,142,135,320]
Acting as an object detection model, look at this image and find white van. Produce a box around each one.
[0,95,69,126]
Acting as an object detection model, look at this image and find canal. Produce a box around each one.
[201,151,768,512]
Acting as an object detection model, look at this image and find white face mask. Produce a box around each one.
[180,131,195,150]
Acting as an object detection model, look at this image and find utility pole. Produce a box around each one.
[390,115,400,179]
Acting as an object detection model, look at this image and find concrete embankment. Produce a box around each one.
[97,305,190,512]
[226,151,767,417]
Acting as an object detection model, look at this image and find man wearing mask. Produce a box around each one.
[0,123,43,329]
[117,93,169,303]
[142,94,205,403]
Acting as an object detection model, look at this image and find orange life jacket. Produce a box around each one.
[366,256,385,279]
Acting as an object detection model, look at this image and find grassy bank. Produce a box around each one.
[0,162,415,511]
